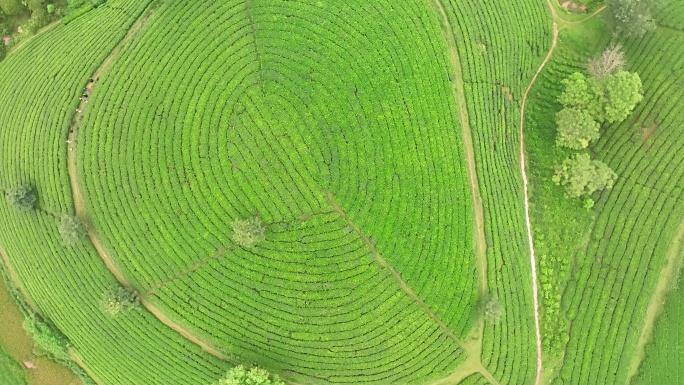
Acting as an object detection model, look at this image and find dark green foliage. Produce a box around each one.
[22,316,70,362]
[231,217,266,248]
[555,107,601,149]
[217,366,285,385]
[6,185,37,211]
[59,214,85,245]
[100,286,138,317]
[603,70,644,123]
[62,2,92,24]
[0,0,24,16]
[553,153,618,197]
[606,0,658,37]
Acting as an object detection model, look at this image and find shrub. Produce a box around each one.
[100,286,138,317]
[217,365,285,385]
[232,217,266,248]
[22,315,70,361]
[6,184,37,211]
[59,214,86,245]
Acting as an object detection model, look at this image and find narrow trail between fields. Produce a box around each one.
[625,220,684,384]
[63,0,237,368]
[8,19,61,55]
[327,192,500,385]
[68,350,104,385]
[555,5,606,24]
[427,0,496,383]
[145,247,229,296]
[520,2,560,384]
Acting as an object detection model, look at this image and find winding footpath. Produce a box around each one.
[519,7,558,383]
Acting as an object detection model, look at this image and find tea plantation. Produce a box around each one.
[0,0,682,384]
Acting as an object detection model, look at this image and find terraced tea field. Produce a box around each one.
[0,0,682,384]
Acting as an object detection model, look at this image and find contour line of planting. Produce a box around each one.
[62,0,239,368]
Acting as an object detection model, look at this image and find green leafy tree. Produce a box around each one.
[232,217,266,248]
[553,153,618,198]
[100,286,138,318]
[0,0,24,15]
[606,0,658,37]
[555,107,601,150]
[6,184,37,210]
[59,214,85,245]
[558,72,593,108]
[217,365,285,385]
[603,70,643,123]
[558,72,603,120]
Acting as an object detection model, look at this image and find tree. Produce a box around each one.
[606,0,658,37]
[555,107,601,150]
[6,184,37,211]
[100,286,138,317]
[603,70,643,123]
[0,0,25,15]
[59,214,85,245]
[553,153,618,198]
[558,72,603,120]
[483,295,502,323]
[557,70,643,126]
[232,217,266,248]
[588,45,626,77]
[217,365,285,385]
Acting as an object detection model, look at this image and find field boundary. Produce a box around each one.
[327,191,499,385]
[145,247,230,296]
[0,243,39,311]
[68,349,104,385]
[625,219,684,384]
[62,0,239,367]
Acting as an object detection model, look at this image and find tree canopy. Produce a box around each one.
[232,217,266,248]
[604,70,644,123]
[588,45,626,78]
[217,365,285,385]
[555,107,601,150]
[100,286,138,318]
[59,214,86,245]
[553,154,618,198]
[6,184,37,211]
[606,0,658,37]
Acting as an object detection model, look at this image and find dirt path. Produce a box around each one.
[8,19,61,55]
[63,0,236,368]
[0,244,39,311]
[68,349,104,385]
[431,0,488,308]
[625,220,684,384]
[327,192,499,385]
[145,247,229,296]
[519,2,560,384]
[429,0,493,379]
[555,5,606,25]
